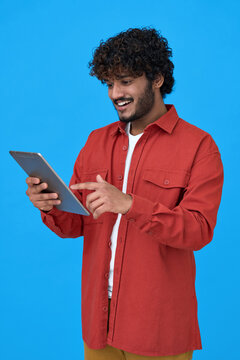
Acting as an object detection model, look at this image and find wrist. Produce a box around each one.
[122,194,133,214]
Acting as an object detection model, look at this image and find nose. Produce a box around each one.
[109,83,125,100]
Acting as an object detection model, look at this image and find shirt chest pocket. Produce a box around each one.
[142,169,190,209]
[81,169,108,225]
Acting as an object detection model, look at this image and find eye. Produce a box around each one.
[122,80,132,85]
[106,83,113,88]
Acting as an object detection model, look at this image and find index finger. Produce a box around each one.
[26,177,41,186]
[70,182,99,191]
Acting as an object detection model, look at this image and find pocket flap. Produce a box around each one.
[81,169,108,182]
[143,169,189,188]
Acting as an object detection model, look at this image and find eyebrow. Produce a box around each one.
[116,75,131,79]
[104,75,132,83]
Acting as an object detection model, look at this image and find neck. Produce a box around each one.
[130,95,167,135]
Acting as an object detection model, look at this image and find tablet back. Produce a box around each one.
[9,151,89,216]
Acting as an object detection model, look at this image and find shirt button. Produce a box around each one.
[118,175,123,180]
[105,273,109,279]
[164,179,170,185]
[122,145,128,151]
[129,218,135,222]
[103,306,108,312]
[108,241,112,247]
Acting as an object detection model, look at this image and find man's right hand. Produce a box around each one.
[26,177,61,212]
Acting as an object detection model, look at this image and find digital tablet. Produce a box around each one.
[9,151,90,216]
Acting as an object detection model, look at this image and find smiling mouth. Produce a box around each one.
[115,99,133,111]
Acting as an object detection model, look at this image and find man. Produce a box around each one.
[26,28,224,360]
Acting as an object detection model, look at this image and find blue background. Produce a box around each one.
[1,1,239,359]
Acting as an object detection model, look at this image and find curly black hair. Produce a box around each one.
[88,27,174,98]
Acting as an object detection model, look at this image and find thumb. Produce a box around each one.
[96,174,107,183]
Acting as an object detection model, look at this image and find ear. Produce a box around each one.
[153,74,164,89]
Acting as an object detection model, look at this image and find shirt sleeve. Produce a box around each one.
[125,138,224,251]
[41,148,85,239]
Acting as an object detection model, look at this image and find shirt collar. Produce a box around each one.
[110,104,179,136]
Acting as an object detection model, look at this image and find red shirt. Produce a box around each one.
[41,105,224,357]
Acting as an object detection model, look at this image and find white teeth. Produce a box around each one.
[118,101,131,106]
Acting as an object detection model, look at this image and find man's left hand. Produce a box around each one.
[71,175,132,219]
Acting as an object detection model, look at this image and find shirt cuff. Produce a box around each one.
[125,193,154,226]
[40,206,63,226]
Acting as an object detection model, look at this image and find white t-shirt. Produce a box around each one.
[108,122,143,298]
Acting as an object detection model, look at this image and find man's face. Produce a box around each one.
[106,73,155,123]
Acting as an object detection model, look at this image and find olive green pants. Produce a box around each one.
[83,299,194,360]
[84,342,193,360]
